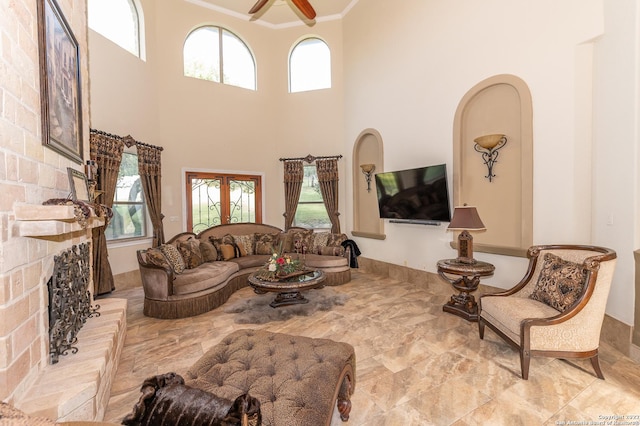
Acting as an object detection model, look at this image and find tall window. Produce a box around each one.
[186,172,262,233]
[106,150,147,241]
[88,0,141,57]
[294,165,330,229]
[183,26,256,91]
[289,38,331,93]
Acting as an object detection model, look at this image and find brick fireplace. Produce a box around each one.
[2,204,127,422]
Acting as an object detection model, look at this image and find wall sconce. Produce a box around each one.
[447,205,486,264]
[473,134,507,182]
[360,164,376,192]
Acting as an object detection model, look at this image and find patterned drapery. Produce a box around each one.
[89,129,124,295]
[136,143,165,247]
[316,158,341,233]
[283,160,304,230]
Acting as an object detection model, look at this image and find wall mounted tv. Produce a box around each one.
[374,163,452,225]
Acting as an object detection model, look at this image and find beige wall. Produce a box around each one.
[342,0,638,327]
[0,0,92,403]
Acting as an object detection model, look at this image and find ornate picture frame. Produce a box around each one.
[37,0,83,164]
[67,168,90,202]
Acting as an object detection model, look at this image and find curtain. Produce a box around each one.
[316,158,341,233]
[137,143,165,247]
[283,160,304,230]
[90,130,124,295]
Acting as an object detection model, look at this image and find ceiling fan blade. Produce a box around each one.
[249,0,270,14]
[291,0,316,20]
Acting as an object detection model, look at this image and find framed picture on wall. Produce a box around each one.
[37,0,83,164]
[67,168,90,202]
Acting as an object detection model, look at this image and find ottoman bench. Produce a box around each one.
[185,329,356,426]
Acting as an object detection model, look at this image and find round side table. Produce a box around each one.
[437,258,495,322]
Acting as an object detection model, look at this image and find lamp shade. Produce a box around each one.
[447,206,486,231]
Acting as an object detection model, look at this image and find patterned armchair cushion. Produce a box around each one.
[160,244,185,274]
[177,237,204,269]
[529,253,588,312]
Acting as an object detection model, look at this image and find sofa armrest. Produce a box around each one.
[137,250,175,300]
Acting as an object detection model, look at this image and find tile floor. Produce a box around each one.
[103,270,640,425]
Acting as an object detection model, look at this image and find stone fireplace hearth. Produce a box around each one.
[6,204,127,422]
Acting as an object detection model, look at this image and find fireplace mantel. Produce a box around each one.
[12,203,105,237]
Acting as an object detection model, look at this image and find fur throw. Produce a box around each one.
[122,372,261,426]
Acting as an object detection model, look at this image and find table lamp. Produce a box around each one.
[447,206,486,264]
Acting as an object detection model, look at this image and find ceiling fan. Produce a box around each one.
[249,0,317,20]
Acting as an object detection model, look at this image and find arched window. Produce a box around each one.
[289,37,331,93]
[88,0,142,58]
[184,26,256,91]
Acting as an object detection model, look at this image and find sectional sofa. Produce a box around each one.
[136,223,351,319]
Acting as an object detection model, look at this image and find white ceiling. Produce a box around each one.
[186,0,358,28]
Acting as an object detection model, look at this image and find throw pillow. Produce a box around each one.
[311,232,331,253]
[122,372,261,426]
[233,234,255,256]
[145,247,171,270]
[177,238,204,269]
[288,228,314,254]
[209,234,235,261]
[530,253,588,312]
[278,232,293,253]
[219,243,237,261]
[318,246,346,256]
[254,233,279,255]
[160,244,185,274]
[327,232,347,247]
[199,240,218,262]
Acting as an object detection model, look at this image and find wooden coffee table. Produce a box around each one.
[248,269,326,308]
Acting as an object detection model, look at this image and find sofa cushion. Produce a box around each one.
[177,237,204,269]
[173,262,239,295]
[219,243,238,261]
[199,240,218,262]
[318,246,346,256]
[160,244,185,274]
[293,253,349,270]
[145,247,171,270]
[210,234,235,260]
[233,234,256,256]
[530,253,587,312]
[288,228,314,254]
[254,233,279,255]
[228,254,271,269]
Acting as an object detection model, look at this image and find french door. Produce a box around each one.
[186,171,262,233]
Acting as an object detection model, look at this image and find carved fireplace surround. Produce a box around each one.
[9,203,127,423]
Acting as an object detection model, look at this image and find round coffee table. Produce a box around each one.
[248,269,326,308]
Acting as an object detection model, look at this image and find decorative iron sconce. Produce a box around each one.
[360,164,376,192]
[473,134,507,182]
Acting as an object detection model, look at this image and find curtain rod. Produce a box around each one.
[90,128,164,151]
[279,154,342,163]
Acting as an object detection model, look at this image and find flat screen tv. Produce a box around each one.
[374,163,451,224]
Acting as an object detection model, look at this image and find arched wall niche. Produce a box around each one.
[453,74,533,257]
[352,128,385,239]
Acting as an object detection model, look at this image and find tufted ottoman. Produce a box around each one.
[185,329,356,426]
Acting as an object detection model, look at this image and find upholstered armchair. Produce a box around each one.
[478,245,617,380]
